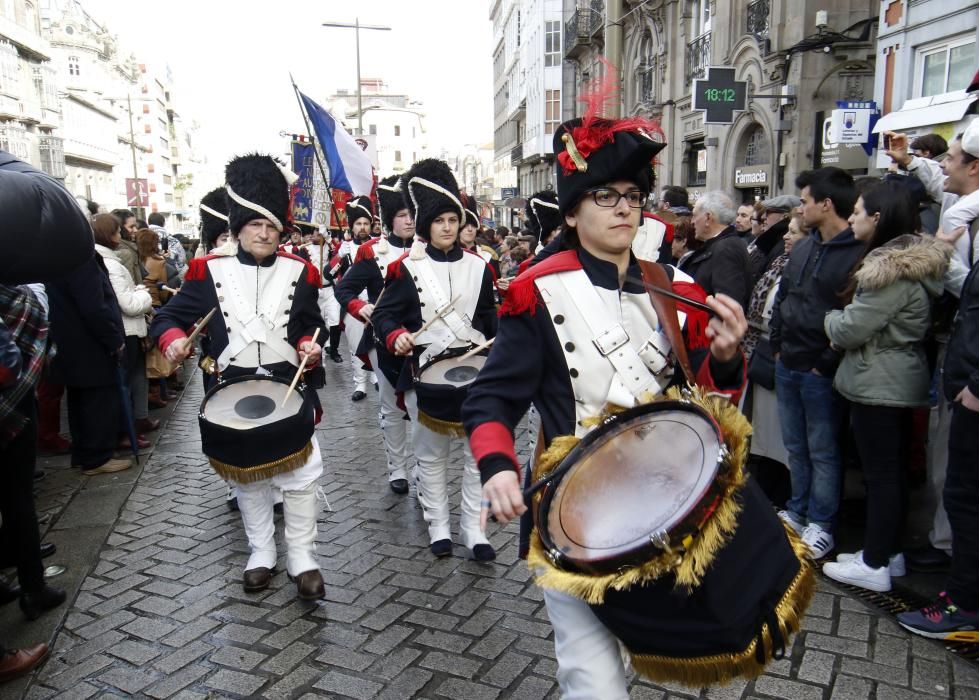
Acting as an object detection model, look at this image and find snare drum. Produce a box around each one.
[199,374,315,483]
[528,393,814,686]
[413,348,487,436]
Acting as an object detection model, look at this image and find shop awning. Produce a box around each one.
[873,91,976,134]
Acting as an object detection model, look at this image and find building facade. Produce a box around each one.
[0,0,62,177]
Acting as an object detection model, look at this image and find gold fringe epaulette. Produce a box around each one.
[418,411,466,438]
[209,441,313,483]
[527,386,754,603]
[630,531,814,687]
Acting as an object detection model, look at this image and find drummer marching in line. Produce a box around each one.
[151,154,328,601]
[335,175,417,495]
[337,196,378,402]
[371,158,499,562]
[461,67,813,697]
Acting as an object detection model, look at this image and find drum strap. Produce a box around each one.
[638,260,695,384]
[551,271,658,401]
[412,257,483,366]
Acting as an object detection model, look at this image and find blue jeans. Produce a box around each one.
[775,360,842,531]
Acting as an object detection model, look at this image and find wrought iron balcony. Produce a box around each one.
[565,10,592,59]
[640,68,655,104]
[511,143,523,164]
[685,33,711,86]
[747,0,770,41]
[589,0,604,35]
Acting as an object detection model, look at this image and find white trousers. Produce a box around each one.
[404,390,487,548]
[369,348,411,482]
[318,287,341,327]
[343,315,372,392]
[233,439,323,575]
[543,588,630,700]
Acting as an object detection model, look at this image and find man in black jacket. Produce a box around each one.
[680,191,751,307]
[769,167,862,561]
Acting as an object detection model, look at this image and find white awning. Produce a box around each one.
[873,91,976,134]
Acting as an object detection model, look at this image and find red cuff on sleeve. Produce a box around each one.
[348,298,368,323]
[158,328,187,355]
[470,421,519,469]
[695,354,747,405]
[385,328,408,354]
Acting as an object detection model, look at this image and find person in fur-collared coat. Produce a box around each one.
[822,181,952,595]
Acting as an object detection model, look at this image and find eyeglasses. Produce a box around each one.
[585,188,649,208]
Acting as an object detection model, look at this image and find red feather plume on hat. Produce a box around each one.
[557,57,666,175]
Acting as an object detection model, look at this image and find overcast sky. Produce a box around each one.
[81,0,493,174]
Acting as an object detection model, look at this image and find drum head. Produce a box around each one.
[202,377,304,430]
[417,354,487,388]
[545,405,721,566]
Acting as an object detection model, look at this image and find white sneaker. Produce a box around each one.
[836,550,906,577]
[801,523,834,559]
[777,510,805,536]
[823,552,891,592]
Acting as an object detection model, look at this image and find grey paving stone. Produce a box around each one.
[261,641,317,675]
[875,684,949,700]
[420,650,483,679]
[481,650,533,687]
[106,639,162,665]
[209,645,268,671]
[804,632,869,659]
[44,654,114,691]
[315,643,375,672]
[59,630,126,665]
[160,616,221,647]
[797,649,836,685]
[213,622,268,646]
[152,640,215,675]
[204,668,267,696]
[436,677,501,700]
[96,665,160,694]
[363,624,414,655]
[753,675,823,700]
[836,610,871,641]
[369,647,424,681]
[841,657,909,685]
[261,618,317,650]
[510,675,557,699]
[912,657,950,697]
[261,663,322,699]
[830,674,872,700]
[313,670,383,700]
[871,633,908,669]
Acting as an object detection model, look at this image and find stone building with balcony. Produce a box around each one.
[561,0,879,203]
[0,0,62,177]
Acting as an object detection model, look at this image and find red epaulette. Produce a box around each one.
[499,250,582,317]
[385,251,411,281]
[184,256,217,282]
[673,280,711,349]
[517,258,533,276]
[278,251,321,287]
[644,211,675,244]
[354,239,379,264]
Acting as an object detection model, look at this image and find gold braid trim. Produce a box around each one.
[527,386,754,603]
[418,411,466,437]
[209,441,313,484]
[628,548,815,687]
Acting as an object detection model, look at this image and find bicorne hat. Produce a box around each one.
[345,195,374,233]
[401,159,465,241]
[524,189,561,244]
[376,175,404,233]
[199,187,229,250]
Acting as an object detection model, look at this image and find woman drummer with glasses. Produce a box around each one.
[460,73,812,697]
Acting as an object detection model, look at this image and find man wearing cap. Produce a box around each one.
[335,176,416,494]
[339,195,376,401]
[371,159,498,562]
[748,194,800,287]
[681,190,752,307]
[151,154,328,601]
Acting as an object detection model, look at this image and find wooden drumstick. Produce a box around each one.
[186,308,217,345]
[413,295,462,336]
[456,337,495,362]
[281,327,321,408]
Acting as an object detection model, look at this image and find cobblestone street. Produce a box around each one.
[2,349,978,700]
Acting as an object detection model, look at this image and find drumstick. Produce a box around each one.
[456,337,495,362]
[624,276,715,315]
[281,327,321,408]
[413,295,462,336]
[186,308,217,345]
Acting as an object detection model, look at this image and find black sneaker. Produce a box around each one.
[430,539,452,558]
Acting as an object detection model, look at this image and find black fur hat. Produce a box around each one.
[225,154,297,234]
[524,189,561,244]
[345,195,374,233]
[460,192,480,229]
[199,187,229,250]
[376,175,404,233]
[553,119,666,215]
[401,159,465,240]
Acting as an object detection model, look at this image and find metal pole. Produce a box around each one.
[355,17,363,136]
[605,0,623,119]
[290,77,342,231]
[126,94,141,219]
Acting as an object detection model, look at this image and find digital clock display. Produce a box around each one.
[704,88,737,103]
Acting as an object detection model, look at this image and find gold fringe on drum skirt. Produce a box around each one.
[526,385,816,686]
[418,411,467,438]
[208,441,313,483]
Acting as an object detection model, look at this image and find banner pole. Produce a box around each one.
[290,74,342,234]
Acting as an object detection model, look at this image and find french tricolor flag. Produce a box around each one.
[299,90,374,197]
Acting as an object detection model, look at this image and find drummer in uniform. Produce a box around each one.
[335,175,415,494]
[459,193,500,278]
[150,154,327,601]
[461,97,808,695]
[339,196,376,401]
[371,159,498,561]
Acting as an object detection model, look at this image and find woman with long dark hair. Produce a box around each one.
[823,181,952,592]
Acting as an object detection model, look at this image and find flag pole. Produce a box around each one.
[290,74,343,235]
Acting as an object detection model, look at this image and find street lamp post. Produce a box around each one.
[322,18,392,135]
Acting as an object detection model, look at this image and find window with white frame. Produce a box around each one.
[545,89,560,135]
[916,35,976,98]
[689,0,711,38]
[545,20,561,67]
[0,41,20,93]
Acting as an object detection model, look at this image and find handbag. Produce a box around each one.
[748,337,776,390]
[145,345,175,379]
